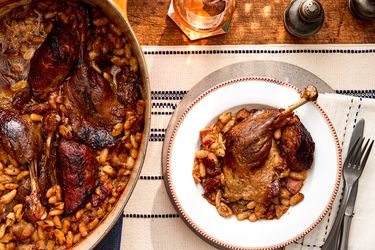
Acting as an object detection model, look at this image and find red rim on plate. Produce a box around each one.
[163,76,342,250]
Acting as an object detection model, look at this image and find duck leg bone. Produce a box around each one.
[282,85,318,115]
[25,159,47,221]
[41,111,61,186]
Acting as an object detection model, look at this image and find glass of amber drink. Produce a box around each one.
[168,0,236,40]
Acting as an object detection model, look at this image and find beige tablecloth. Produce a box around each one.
[120,45,375,250]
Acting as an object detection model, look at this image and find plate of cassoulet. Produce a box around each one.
[162,77,341,249]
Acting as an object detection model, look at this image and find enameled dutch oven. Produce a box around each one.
[0,0,151,249]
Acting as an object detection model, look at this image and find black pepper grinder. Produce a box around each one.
[349,0,375,19]
[284,0,325,38]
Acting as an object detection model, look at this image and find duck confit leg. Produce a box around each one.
[27,1,84,102]
[222,86,318,203]
[224,85,318,172]
[61,7,126,149]
[0,109,46,221]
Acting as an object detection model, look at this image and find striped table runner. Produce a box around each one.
[116,45,375,250]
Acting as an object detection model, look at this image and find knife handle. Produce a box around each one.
[322,184,353,250]
[340,214,353,250]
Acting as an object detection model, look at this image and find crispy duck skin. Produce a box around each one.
[116,67,142,109]
[222,109,291,203]
[281,115,315,172]
[223,109,291,172]
[28,22,79,101]
[223,130,287,204]
[58,140,98,214]
[62,63,125,149]
[69,65,125,124]
[0,109,42,164]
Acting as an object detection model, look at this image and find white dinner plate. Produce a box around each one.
[164,77,341,249]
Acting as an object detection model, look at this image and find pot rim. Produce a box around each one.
[74,0,151,249]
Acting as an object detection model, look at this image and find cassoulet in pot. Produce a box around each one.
[0,0,145,248]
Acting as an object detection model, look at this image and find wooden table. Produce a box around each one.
[127,0,375,46]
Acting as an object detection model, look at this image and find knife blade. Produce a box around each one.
[339,119,365,250]
[345,119,364,215]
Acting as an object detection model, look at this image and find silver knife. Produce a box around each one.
[339,119,365,250]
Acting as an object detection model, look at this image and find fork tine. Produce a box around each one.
[349,138,365,166]
[344,137,361,166]
[359,139,374,172]
[354,139,370,166]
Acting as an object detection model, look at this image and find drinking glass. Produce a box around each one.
[172,0,236,32]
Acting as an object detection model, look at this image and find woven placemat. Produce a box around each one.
[99,45,375,250]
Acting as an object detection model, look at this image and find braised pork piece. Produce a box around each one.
[193,87,317,221]
[58,140,98,215]
[0,0,144,248]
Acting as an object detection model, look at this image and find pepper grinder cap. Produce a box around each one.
[349,0,375,19]
[298,0,323,23]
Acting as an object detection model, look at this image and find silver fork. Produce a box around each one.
[322,137,374,250]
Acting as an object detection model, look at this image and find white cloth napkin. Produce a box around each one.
[287,94,375,250]
[120,45,375,250]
